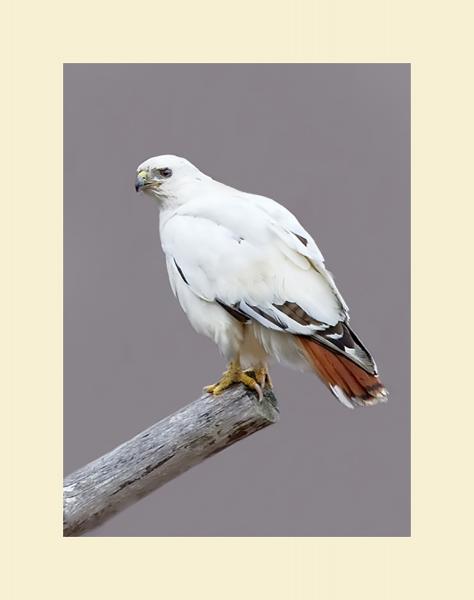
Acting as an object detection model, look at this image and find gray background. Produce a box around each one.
[64,64,410,536]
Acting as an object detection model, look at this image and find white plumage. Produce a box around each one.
[135,155,387,408]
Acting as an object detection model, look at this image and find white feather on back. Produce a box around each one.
[160,187,348,334]
[137,155,381,395]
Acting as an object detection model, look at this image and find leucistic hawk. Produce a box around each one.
[135,155,388,408]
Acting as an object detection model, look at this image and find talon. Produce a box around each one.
[238,371,263,402]
[254,365,273,389]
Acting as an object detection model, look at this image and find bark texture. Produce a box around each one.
[63,384,279,536]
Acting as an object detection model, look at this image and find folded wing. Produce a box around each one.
[161,196,377,375]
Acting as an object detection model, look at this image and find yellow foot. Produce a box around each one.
[204,362,263,401]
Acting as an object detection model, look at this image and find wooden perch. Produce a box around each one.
[63,383,279,536]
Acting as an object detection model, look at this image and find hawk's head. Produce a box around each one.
[135,155,206,200]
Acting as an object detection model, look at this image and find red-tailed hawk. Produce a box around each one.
[135,155,388,408]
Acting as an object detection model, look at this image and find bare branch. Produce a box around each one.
[63,384,279,536]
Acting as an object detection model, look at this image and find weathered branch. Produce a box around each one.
[63,384,279,536]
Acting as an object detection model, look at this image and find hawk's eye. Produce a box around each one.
[158,167,172,178]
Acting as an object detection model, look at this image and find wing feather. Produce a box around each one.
[160,194,376,373]
[161,207,345,327]
[160,195,376,371]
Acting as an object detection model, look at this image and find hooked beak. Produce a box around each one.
[135,170,149,192]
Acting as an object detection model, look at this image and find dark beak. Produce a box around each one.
[135,170,148,192]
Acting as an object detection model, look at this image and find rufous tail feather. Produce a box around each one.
[298,337,388,408]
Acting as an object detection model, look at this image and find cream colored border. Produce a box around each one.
[7,1,473,598]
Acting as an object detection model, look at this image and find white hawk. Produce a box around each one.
[135,155,387,408]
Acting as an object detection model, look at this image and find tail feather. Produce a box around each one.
[298,336,388,408]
